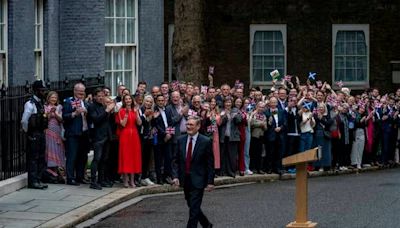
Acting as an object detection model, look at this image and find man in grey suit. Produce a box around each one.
[172,116,214,228]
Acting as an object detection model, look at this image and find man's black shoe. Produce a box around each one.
[90,183,103,190]
[28,182,45,190]
[66,180,80,186]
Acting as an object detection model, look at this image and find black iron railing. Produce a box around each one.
[0,75,104,181]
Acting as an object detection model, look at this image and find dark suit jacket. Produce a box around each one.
[87,101,112,142]
[154,106,173,144]
[172,134,214,189]
[139,107,153,140]
[62,97,88,137]
[166,104,184,143]
[264,108,287,141]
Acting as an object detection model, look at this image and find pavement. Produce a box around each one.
[0,165,391,228]
[92,168,400,228]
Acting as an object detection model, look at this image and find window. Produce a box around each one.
[250,25,286,86]
[34,0,43,80]
[105,0,138,95]
[332,25,369,87]
[0,0,7,86]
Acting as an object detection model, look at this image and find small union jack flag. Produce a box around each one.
[188,109,198,117]
[207,125,218,133]
[166,127,175,135]
[71,100,81,109]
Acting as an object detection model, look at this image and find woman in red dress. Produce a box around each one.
[116,94,142,188]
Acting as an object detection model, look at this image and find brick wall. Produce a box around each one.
[44,0,60,82]
[59,1,105,80]
[138,0,164,88]
[8,0,35,86]
[165,0,400,92]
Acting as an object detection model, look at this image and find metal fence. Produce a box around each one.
[0,75,104,181]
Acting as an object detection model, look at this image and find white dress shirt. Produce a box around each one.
[186,132,199,157]
[21,95,40,133]
[159,107,168,128]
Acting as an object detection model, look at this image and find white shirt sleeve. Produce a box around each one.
[21,101,36,133]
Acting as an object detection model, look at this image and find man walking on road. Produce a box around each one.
[172,116,215,228]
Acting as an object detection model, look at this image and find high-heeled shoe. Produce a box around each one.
[129,181,136,188]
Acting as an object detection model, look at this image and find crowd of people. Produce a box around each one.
[22,73,400,190]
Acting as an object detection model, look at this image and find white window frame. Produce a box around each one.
[332,24,369,89]
[249,24,287,88]
[34,0,44,80]
[105,0,139,95]
[168,24,174,82]
[0,0,7,87]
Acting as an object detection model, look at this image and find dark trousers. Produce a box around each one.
[108,140,119,181]
[220,137,238,177]
[65,132,89,181]
[286,135,300,157]
[184,175,210,228]
[264,137,284,172]
[141,138,153,179]
[91,137,110,184]
[27,133,46,185]
[154,143,172,181]
[249,137,263,172]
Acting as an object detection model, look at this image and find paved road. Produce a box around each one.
[92,169,400,228]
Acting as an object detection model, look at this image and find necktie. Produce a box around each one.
[185,137,193,174]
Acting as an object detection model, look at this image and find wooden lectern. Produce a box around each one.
[282,147,320,228]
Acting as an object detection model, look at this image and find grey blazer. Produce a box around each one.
[219,108,242,143]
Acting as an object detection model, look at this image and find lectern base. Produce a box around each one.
[286,221,317,228]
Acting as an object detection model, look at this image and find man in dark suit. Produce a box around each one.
[154,94,174,184]
[172,116,214,228]
[277,87,288,111]
[87,88,115,190]
[264,97,287,174]
[63,83,90,185]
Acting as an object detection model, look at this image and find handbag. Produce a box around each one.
[331,117,341,139]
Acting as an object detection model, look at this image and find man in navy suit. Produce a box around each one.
[264,97,287,174]
[62,83,90,185]
[172,116,214,228]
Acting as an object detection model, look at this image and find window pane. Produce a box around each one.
[127,0,135,17]
[275,56,284,68]
[114,71,123,87]
[127,19,135,43]
[105,72,113,93]
[264,31,273,41]
[253,56,262,68]
[335,42,344,55]
[356,56,367,69]
[335,56,344,69]
[336,31,345,42]
[105,18,114,43]
[113,47,123,70]
[263,41,273,54]
[274,31,283,41]
[124,71,132,87]
[345,69,355,81]
[116,19,125,43]
[274,41,284,54]
[335,69,344,81]
[252,41,262,54]
[253,69,262,81]
[254,31,263,41]
[115,0,125,17]
[263,56,273,69]
[356,42,366,55]
[345,42,356,55]
[356,69,366,81]
[124,47,132,70]
[345,56,355,69]
[106,0,114,17]
[346,32,356,41]
[105,47,112,70]
[356,32,365,42]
